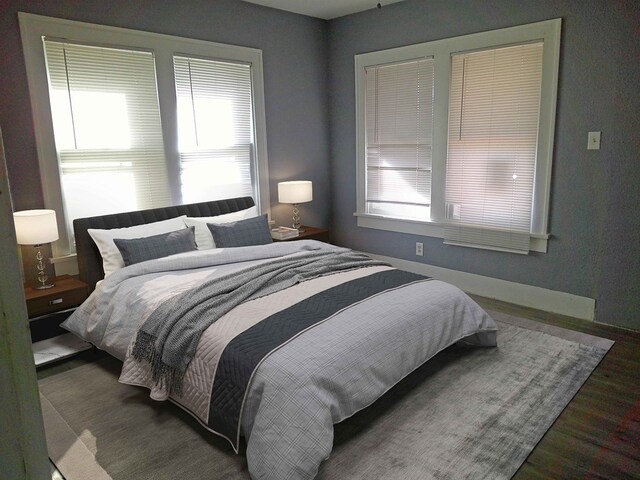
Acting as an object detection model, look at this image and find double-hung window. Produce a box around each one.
[364,58,434,220]
[355,19,561,253]
[19,13,269,258]
[174,56,255,203]
[44,41,171,224]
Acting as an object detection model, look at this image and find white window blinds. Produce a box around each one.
[174,56,255,203]
[444,42,543,253]
[43,40,170,234]
[365,58,434,219]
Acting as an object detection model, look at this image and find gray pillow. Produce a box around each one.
[207,214,272,247]
[113,227,197,266]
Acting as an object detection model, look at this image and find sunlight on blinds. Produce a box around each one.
[174,56,254,203]
[365,58,434,219]
[444,42,543,253]
[44,40,170,235]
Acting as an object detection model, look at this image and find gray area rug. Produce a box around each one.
[38,312,613,480]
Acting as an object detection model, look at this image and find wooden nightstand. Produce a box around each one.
[272,226,330,243]
[25,275,91,366]
[25,275,89,319]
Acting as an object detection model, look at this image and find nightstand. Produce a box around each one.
[25,275,92,366]
[272,226,330,243]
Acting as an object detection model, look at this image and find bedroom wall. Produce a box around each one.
[0,0,330,229]
[2,0,638,330]
[327,0,640,330]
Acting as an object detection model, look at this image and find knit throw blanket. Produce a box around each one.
[131,249,388,395]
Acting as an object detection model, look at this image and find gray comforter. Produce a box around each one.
[132,249,389,397]
[64,241,497,480]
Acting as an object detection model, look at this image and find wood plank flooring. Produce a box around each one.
[472,296,640,480]
[39,297,640,479]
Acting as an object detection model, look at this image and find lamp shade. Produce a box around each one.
[278,181,313,204]
[13,209,59,245]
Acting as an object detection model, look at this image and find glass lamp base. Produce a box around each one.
[291,203,306,232]
[33,244,54,290]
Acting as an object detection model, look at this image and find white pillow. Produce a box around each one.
[88,215,188,277]
[184,206,258,250]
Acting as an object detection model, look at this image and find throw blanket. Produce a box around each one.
[131,249,389,395]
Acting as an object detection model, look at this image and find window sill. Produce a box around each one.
[353,212,548,253]
[50,254,79,276]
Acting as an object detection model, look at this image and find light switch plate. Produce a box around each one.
[587,131,601,150]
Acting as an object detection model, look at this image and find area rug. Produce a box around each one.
[38,312,613,480]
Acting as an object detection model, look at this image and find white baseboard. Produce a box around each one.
[367,253,596,321]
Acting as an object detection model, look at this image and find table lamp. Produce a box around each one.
[13,209,59,289]
[278,180,313,231]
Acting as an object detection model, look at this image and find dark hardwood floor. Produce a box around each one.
[473,296,640,480]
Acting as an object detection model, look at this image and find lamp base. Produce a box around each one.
[32,244,54,290]
[291,203,305,232]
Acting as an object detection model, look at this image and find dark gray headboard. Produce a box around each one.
[73,196,256,292]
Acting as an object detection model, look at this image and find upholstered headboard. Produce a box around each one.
[73,196,256,292]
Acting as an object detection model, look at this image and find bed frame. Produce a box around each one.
[73,196,256,292]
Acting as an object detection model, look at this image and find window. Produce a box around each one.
[355,19,561,253]
[444,42,543,252]
[19,13,270,256]
[44,41,170,224]
[364,58,434,220]
[174,56,254,203]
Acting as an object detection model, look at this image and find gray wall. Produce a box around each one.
[0,0,330,229]
[328,0,640,330]
[2,0,638,330]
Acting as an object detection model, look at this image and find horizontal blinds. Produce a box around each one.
[43,40,170,231]
[444,42,543,253]
[179,147,253,203]
[365,58,434,219]
[174,56,255,203]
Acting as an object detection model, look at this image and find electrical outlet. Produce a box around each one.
[415,242,424,256]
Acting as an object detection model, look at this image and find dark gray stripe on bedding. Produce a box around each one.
[207,269,430,447]
[131,250,388,396]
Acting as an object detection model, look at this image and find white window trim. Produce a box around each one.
[354,19,561,253]
[19,12,270,257]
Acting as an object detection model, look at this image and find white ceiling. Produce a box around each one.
[242,0,406,20]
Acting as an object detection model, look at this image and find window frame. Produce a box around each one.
[19,12,270,257]
[354,19,561,253]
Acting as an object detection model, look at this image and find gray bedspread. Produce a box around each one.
[132,249,388,396]
[63,240,498,480]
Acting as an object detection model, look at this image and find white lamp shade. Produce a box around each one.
[278,181,313,204]
[13,209,59,245]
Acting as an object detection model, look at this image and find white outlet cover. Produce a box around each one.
[587,131,601,150]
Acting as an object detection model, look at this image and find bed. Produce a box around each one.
[63,196,498,480]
